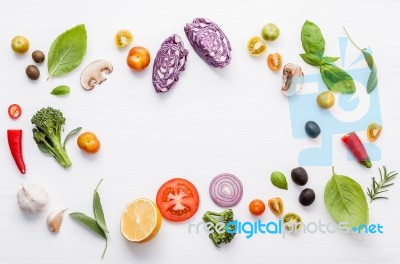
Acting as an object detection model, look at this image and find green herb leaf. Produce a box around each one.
[301,20,325,57]
[362,49,374,69]
[69,212,106,239]
[324,167,369,229]
[63,127,82,149]
[47,24,87,79]
[362,50,378,94]
[93,179,109,233]
[367,63,378,94]
[367,166,397,202]
[51,85,70,96]
[321,56,340,64]
[320,64,356,93]
[270,171,288,190]
[300,53,322,66]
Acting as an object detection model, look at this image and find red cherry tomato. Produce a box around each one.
[249,199,266,216]
[156,178,200,222]
[127,46,150,71]
[8,104,22,119]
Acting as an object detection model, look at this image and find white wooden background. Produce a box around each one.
[1,0,399,263]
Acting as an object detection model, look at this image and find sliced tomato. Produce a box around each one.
[156,178,200,222]
[247,36,266,57]
[8,104,22,119]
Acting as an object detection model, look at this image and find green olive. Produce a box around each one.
[317,91,335,109]
[11,36,30,54]
[261,23,280,41]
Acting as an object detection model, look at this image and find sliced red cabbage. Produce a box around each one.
[152,34,188,93]
[184,18,231,68]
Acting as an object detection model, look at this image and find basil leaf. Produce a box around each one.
[51,85,70,96]
[270,171,288,190]
[300,53,322,66]
[324,168,369,229]
[301,20,325,57]
[63,127,82,149]
[320,64,356,94]
[69,212,106,239]
[367,63,378,94]
[321,56,340,65]
[93,179,109,233]
[362,49,374,69]
[47,24,87,79]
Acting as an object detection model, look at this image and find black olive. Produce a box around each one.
[299,188,315,206]
[305,121,321,138]
[291,167,308,186]
[26,65,40,80]
[32,50,45,63]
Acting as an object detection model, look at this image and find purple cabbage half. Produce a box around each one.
[152,34,188,93]
[184,18,231,68]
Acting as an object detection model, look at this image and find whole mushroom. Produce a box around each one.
[80,59,113,90]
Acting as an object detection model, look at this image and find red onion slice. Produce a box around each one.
[209,173,243,207]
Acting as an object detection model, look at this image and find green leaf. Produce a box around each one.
[300,53,322,66]
[270,171,288,190]
[321,56,340,64]
[93,179,109,233]
[363,50,378,94]
[69,212,106,239]
[367,64,378,94]
[63,127,82,149]
[47,24,87,79]
[51,85,70,96]
[301,20,325,57]
[320,64,356,94]
[362,49,374,69]
[324,167,369,229]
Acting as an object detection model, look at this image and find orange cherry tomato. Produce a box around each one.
[127,46,150,71]
[267,53,282,71]
[8,104,22,119]
[77,132,101,154]
[249,199,266,216]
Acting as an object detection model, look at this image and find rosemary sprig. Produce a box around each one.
[367,166,397,203]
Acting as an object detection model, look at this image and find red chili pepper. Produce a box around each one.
[7,130,26,174]
[341,131,372,168]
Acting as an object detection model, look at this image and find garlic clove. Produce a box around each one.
[47,209,67,232]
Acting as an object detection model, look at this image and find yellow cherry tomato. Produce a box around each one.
[247,36,266,57]
[367,123,382,142]
[114,29,133,48]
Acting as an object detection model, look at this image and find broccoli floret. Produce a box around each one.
[31,107,72,168]
[202,209,236,247]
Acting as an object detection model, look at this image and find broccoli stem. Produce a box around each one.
[52,145,72,168]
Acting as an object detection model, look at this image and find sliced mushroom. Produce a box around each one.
[281,63,304,96]
[80,59,113,90]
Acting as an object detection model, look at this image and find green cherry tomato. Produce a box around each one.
[11,36,30,54]
[316,91,335,109]
[247,36,267,57]
[261,23,280,41]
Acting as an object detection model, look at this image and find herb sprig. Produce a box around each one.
[367,166,397,202]
[343,27,378,94]
[70,179,109,258]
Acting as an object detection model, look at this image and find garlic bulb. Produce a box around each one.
[47,209,67,232]
[17,183,49,213]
